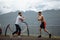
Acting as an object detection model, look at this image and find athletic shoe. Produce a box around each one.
[38,35,41,38]
[49,34,51,38]
[17,36,21,38]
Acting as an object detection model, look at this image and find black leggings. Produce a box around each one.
[12,24,21,35]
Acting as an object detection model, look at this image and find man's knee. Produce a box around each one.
[40,28,41,31]
[44,29,47,32]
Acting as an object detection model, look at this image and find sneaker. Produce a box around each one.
[38,35,41,38]
[49,34,51,38]
[17,36,21,38]
[12,33,14,36]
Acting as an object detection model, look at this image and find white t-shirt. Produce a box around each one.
[15,15,24,24]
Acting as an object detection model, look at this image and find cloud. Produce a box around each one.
[40,1,60,11]
[35,1,60,11]
[0,0,60,14]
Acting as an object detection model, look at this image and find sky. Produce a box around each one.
[0,0,60,14]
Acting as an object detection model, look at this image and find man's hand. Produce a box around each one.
[19,18,24,22]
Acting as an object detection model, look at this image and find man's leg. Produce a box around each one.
[44,28,50,34]
[40,28,42,35]
[12,24,18,35]
[38,28,42,38]
[18,26,21,36]
[44,28,51,38]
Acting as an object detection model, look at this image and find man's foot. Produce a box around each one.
[49,34,51,38]
[12,33,14,35]
[38,35,41,38]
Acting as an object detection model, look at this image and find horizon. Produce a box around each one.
[0,9,60,15]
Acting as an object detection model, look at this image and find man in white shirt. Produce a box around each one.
[12,12,25,37]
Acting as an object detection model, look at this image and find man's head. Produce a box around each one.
[38,11,42,16]
[18,12,22,16]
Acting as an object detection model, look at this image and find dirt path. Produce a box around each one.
[0,35,60,40]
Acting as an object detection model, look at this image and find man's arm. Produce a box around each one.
[19,16,25,22]
[38,16,40,21]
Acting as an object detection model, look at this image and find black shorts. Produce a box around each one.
[40,22,45,29]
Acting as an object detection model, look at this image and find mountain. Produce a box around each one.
[0,10,60,36]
